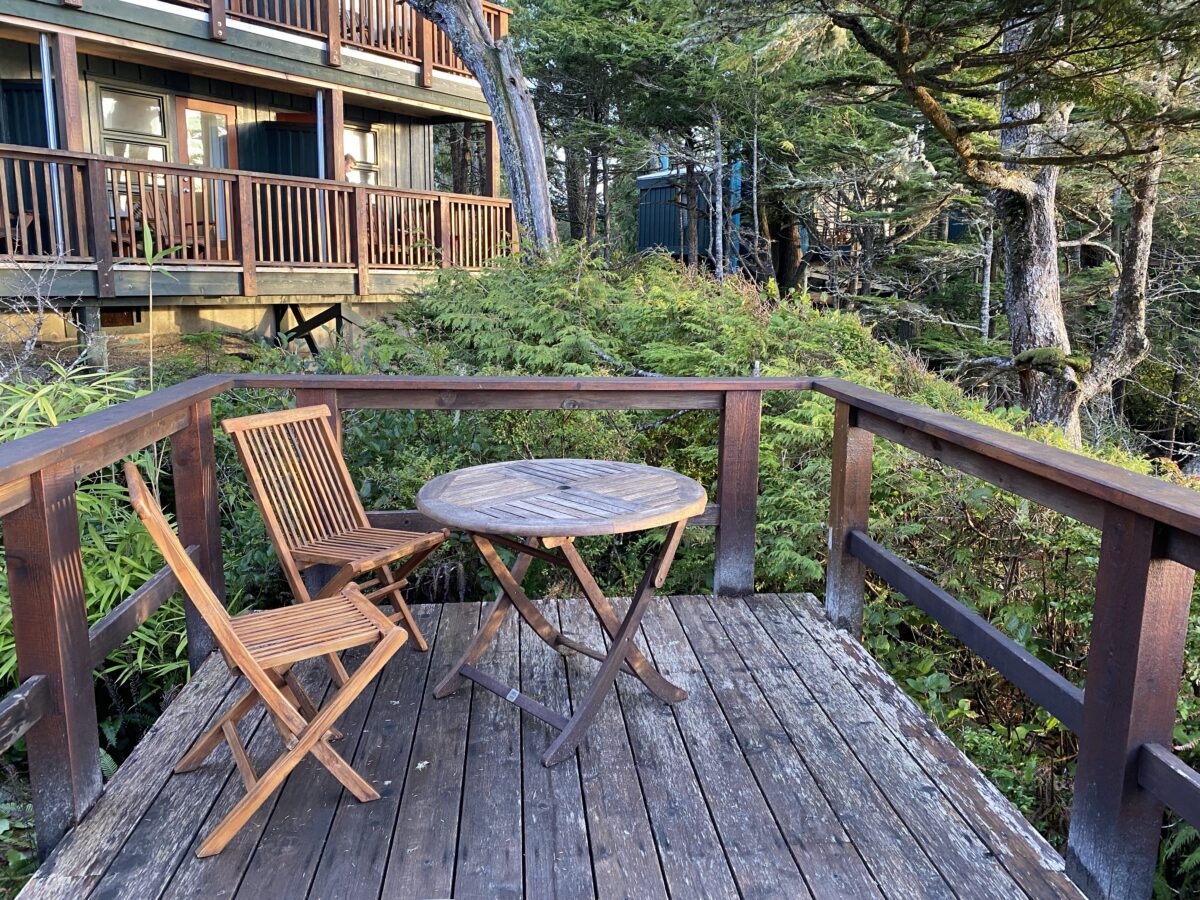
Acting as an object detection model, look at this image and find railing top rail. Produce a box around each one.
[815,376,1200,546]
[0,144,513,208]
[0,375,233,487]
[231,375,811,391]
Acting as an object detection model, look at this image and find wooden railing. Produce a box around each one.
[178,0,510,80]
[2,373,1198,898]
[0,148,92,261]
[0,144,516,293]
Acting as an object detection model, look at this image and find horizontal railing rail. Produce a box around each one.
[2,371,1199,900]
[163,0,510,81]
[816,375,1200,898]
[0,145,516,293]
[0,374,795,857]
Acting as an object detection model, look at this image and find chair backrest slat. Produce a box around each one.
[124,461,306,724]
[223,405,367,552]
[124,462,235,638]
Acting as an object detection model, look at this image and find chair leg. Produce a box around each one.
[378,564,428,652]
[278,669,342,741]
[175,684,259,774]
[196,628,406,858]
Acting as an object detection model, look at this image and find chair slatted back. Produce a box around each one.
[223,405,368,553]
[124,461,306,713]
[124,462,244,644]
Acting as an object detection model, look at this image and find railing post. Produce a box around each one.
[295,388,342,445]
[209,0,227,39]
[417,16,434,88]
[825,400,873,636]
[324,0,341,66]
[2,464,102,857]
[235,174,257,297]
[83,157,115,298]
[437,196,452,267]
[1066,508,1196,899]
[354,186,369,295]
[171,400,225,670]
[713,390,761,596]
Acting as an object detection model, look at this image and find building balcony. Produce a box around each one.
[0,143,516,301]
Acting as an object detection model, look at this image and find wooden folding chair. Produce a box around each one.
[124,462,408,858]
[222,405,448,678]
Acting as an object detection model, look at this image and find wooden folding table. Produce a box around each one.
[417,458,707,765]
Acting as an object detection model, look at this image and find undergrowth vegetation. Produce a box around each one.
[1,248,1198,892]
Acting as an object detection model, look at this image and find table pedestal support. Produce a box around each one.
[434,519,689,766]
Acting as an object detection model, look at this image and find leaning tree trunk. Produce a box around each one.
[993,168,1081,440]
[411,0,557,251]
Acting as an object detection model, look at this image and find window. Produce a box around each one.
[99,88,170,162]
[343,127,379,184]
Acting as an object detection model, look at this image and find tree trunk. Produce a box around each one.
[564,144,588,240]
[450,123,471,194]
[413,0,557,251]
[994,171,1080,440]
[585,148,600,243]
[712,107,725,281]
[1081,138,1163,405]
[684,158,699,272]
[980,217,993,336]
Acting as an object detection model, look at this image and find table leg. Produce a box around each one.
[558,539,687,704]
[543,519,687,766]
[472,534,566,648]
[433,537,538,699]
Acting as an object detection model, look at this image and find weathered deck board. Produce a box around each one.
[19,595,1083,900]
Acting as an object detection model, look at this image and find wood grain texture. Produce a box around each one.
[418,458,706,537]
[826,400,873,635]
[714,390,761,596]
[16,595,1083,900]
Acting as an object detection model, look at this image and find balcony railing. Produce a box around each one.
[0,144,517,296]
[175,0,510,79]
[0,375,1198,898]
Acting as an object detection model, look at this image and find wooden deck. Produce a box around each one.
[20,594,1081,899]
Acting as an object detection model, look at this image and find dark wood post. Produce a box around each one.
[3,464,102,856]
[171,400,226,670]
[209,0,227,39]
[50,34,85,152]
[83,157,115,298]
[235,174,257,296]
[1065,507,1196,899]
[483,123,500,198]
[321,88,345,181]
[354,186,369,295]
[416,16,434,88]
[324,0,341,65]
[713,391,761,596]
[437,196,452,267]
[295,388,342,445]
[825,400,873,636]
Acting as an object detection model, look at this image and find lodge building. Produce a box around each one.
[0,0,513,344]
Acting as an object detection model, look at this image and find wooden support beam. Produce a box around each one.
[437,197,452,267]
[50,34,84,152]
[235,174,256,296]
[170,401,225,669]
[713,391,760,596]
[316,88,345,182]
[321,89,345,181]
[3,464,102,856]
[294,388,342,445]
[354,186,369,295]
[209,0,227,40]
[417,17,435,88]
[324,0,341,65]
[483,122,500,198]
[825,401,873,636]
[83,158,114,298]
[0,676,51,756]
[1066,507,1197,899]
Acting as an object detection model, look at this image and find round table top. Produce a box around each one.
[416,459,708,537]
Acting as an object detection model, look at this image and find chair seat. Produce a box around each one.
[291,526,446,567]
[231,594,387,670]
